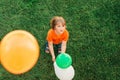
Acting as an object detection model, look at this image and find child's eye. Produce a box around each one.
[57,26,61,27]
[57,26,64,27]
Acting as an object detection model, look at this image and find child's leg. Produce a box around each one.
[45,42,49,53]
[57,43,62,53]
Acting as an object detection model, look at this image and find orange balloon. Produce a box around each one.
[0,30,40,74]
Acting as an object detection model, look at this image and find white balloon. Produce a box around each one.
[53,62,75,80]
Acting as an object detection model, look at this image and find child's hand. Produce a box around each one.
[52,56,55,62]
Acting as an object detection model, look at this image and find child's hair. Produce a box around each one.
[50,16,66,29]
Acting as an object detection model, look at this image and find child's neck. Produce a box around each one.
[54,30,61,35]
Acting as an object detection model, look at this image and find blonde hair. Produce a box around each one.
[50,16,66,29]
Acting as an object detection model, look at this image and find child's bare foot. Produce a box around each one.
[45,46,49,53]
[45,50,49,53]
[58,48,61,53]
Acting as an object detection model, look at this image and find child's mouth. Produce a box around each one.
[60,30,63,32]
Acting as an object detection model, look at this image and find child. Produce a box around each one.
[45,16,69,62]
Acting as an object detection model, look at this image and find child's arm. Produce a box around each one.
[48,42,55,62]
[61,41,67,53]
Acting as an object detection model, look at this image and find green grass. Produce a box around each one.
[0,0,120,80]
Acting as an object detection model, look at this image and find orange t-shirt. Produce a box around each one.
[46,29,69,44]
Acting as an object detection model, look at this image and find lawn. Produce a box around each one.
[0,0,120,80]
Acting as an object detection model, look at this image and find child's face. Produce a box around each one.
[54,22,66,35]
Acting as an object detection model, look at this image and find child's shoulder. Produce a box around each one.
[47,29,54,34]
[64,29,69,36]
[48,29,53,32]
[64,29,69,33]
